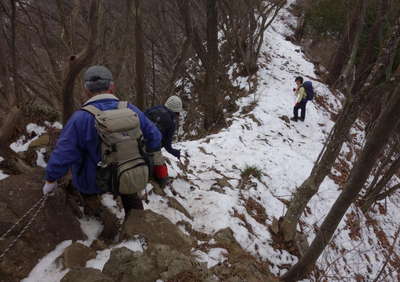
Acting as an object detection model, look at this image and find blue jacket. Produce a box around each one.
[145,105,180,159]
[46,95,162,194]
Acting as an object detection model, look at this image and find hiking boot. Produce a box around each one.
[82,195,103,217]
[299,118,305,122]
[82,194,121,242]
[290,117,298,122]
[157,177,170,189]
[121,193,144,221]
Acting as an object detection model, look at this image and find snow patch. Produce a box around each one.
[44,121,63,129]
[100,193,125,222]
[78,217,103,247]
[0,156,8,180]
[10,123,46,152]
[21,241,72,282]
[36,148,47,168]
[193,248,228,268]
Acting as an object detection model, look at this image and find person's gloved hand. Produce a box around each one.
[154,164,169,188]
[154,164,168,179]
[42,181,57,195]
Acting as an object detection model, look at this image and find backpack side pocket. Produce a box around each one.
[117,158,149,195]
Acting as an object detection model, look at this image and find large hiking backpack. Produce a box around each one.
[145,106,170,134]
[82,101,149,195]
[303,81,314,101]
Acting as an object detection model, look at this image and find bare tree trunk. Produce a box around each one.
[372,225,400,282]
[328,0,362,86]
[10,0,20,102]
[182,0,207,68]
[361,143,398,194]
[151,42,156,105]
[62,0,100,124]
[282,83,400,282]
[294,11,305,42]
[203,0,219,130]
[135,0,146,110]
[0,106,32,174]
[280,17,400,242]
[0,0,24,157]
[372,183,400,203]
[354,0,389,92]
[0,106,21,148]
[112,0,134,81]
[361,154,400,212]
[163,0,194,98]
[335,0,367,90]
[192,26,207,67]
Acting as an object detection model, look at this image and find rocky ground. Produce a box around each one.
[0,169,277,282]
[0,170,84,282]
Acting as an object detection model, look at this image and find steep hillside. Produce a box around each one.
[1,1,400,281]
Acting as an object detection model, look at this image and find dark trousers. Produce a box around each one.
[121,193,144,215]
[81,192,143,218]
[293,100,307,120]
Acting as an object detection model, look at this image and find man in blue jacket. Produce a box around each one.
[145,95,183,160]
[42,65,163,217]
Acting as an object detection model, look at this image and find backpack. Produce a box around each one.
[145,106,171,136]
[82,101,149,195]
[303,81,314,101]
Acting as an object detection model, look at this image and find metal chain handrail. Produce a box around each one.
[0,195,48,260]
[0,194,47,240]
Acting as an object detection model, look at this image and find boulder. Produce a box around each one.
[279,115,290,124]
[0,168,85,282]
[103,244,216,282]
[28,134,50,149]
[103,247,156,282]
[212,227,278,282]
[62,242,97,269]
[122,210,193,255]
[61,267,113,282]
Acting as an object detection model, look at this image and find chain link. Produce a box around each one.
[0,195,48,260]
[0,194,48,240]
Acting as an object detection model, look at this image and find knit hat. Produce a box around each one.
[84,65,113,92]
[165,96,183,113]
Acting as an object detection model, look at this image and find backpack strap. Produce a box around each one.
[82,105,103,117]
[118,101,128,109]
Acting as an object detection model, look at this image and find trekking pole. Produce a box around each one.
[0,194,48,260]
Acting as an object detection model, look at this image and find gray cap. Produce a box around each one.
[84,65,113,92]
[84,65,113,81]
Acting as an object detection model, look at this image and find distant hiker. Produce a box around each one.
[145,96,183,160]
[42,65,167,225]
[144,96,183,188]
[291,76,308,122]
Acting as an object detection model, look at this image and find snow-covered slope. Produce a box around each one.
[147,2,400,281]
[19,1,400,281]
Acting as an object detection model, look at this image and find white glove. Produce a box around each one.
[42,181,57,195]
